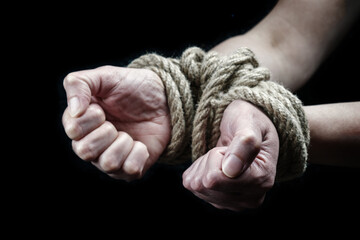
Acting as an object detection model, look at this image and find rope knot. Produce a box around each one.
[129,47,310,181]
[128,52,195,164]
[191,47,273,160]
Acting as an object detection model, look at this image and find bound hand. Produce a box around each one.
[62,66,171,181]
[183,100,279,211]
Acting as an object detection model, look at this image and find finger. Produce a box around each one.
[182,152,208,190]
[201,147,227,190]
[190,147,243,192]
[95,132,134,173]
[207,156,275,194]
[62,103,106,140]
[63,69,105,117]
[72,121,118,161]
[111,141,150,181]
[222,128,261,178]
[183,147,226,193]
[189,154,210,191]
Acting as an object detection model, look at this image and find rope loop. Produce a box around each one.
[129,47,310,181]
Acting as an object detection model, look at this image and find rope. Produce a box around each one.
[128,47,310,181]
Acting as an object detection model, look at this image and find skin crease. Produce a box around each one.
[182,100,279,211]
[211,0,360,167]
[62,65,280,211]
[63,66,172,181]
[62,0,360,211]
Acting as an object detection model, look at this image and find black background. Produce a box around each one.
[12,0,360,234]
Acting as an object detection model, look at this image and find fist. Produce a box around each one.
[183,100,279,211]
[62,66,171,181]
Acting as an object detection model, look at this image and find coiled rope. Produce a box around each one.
[129,47,310,181]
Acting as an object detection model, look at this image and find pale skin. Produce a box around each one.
[63,67,171,181]
[62,0,360,211]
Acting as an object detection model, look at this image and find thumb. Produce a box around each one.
[222,129,261,178]
[63,72,94,117]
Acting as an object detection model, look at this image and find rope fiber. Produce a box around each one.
[129,47,310,181]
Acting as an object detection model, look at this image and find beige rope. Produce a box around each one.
[129,47,310,181]
[128,53,194,164]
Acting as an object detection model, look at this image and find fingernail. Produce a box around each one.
[69,97,80,117]
[222,154,243,178]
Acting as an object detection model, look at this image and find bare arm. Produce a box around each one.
[305,102,360,167]
[212,0,360,167]
[211,0,360,91]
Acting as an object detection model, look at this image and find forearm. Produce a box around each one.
[304,102,360,167]
[211,0,360,91]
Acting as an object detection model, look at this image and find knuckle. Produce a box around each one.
[202,171,220,189]
[73,141,96,161]
[182,171,192,190]
[102,121,112,130]
[240,131,261,150]
[118,131,133,144]
[88,104,105,122]
[64,121,82,140]
[190,176,203,192]
[182,177,190,189]
[102,122,117,137]
[100,156,120,173]
[208,147,225,159]
[63,73,78,87]
[120,141,150,181]
[122,160,143,180]
[135,141,149,156]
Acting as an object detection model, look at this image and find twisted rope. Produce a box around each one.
[129,47,310,181]
[128,54,194,164]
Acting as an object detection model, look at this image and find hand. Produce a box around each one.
[182,100,279,211]
[62,66,171,181]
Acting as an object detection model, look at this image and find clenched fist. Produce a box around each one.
[183,100,279,211]
[62,66,171,181]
